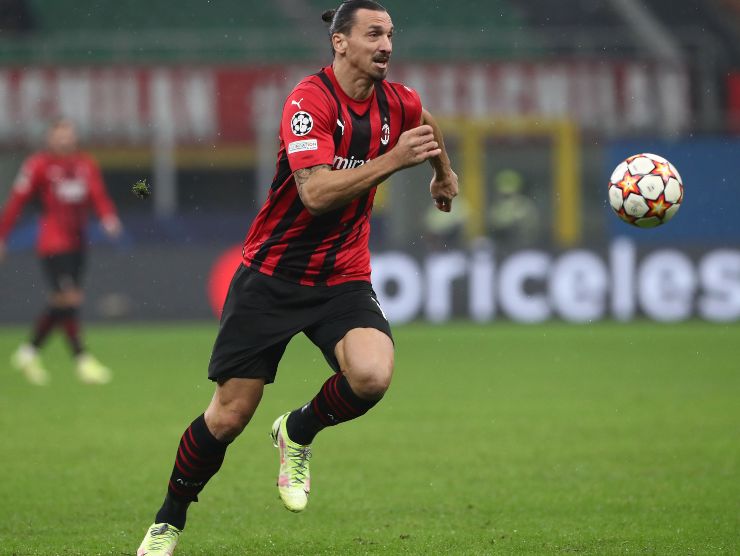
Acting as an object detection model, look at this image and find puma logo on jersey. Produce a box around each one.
[291,98,304,110]
[336,119,345,135]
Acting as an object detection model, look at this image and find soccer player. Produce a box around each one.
[0,118,122,385]
[137,1,458,553]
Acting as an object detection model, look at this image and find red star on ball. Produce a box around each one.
[652,161,674,184]
[647,197,669,218]
[618,172,641,196]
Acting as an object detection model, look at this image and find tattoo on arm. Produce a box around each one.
[294,165,330,196]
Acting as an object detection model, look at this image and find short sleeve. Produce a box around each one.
[0,155,42,240]
[392,83,423,132]
[12,155,42,195]
[84,154,117,219]
[281,84,336,172]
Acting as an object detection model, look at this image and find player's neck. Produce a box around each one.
[331,61,374,101]
[48,148,77,157]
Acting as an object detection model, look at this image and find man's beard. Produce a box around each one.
[371,59,390,82]
[371,69,388,82]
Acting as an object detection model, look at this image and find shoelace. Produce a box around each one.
[286,445,312,485]
[147,526,179,549]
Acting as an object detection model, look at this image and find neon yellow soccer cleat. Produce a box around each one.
[11,344,50,386]
[137,523,181,556]
[271,412,311,512]
[76,353,112,384]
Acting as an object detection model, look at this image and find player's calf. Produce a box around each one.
[152,414,231,531]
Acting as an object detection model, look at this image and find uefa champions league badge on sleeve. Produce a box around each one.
[291,112,314,137]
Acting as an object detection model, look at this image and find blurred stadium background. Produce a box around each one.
[0,2,739,554]
[1,0,739,324]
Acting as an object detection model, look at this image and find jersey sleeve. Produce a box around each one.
[0,155,42,241]
[393,83,423,131]
[84,155,117,220]
[280,83,336,172]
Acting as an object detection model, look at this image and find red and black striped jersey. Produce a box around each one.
[0,151,117,255]
[242,65,422,286]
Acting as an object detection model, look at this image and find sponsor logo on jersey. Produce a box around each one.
[291,98,304,110]
[55,178,87,203]
[332,154,371,170]
[288,139,318,154]
[290,111,313,136]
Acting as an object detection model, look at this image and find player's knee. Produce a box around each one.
[347,359,393,400]
[52,289,83,307]
[206,403,254,442]
[67,290,84,306]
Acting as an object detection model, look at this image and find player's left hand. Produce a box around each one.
[430,169,458,212]
[102,215,123,239]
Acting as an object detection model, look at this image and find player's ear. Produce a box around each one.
[332,32,348,55]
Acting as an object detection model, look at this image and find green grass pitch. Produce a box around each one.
[0,321,738,555]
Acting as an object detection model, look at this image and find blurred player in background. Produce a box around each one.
[488,169,540,249]
[137,1,458,554]
[0,117,122,386]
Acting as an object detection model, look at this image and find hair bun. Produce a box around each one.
[321,9,336,23]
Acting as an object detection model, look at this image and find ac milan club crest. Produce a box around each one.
[381,122,390,146]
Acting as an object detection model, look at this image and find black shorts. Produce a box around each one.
[208,265,393,384]
[41,251,86,292]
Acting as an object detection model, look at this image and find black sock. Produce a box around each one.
[286,373,379,445]
[30,307,63,348]
[59,307,84,356]
[155,414,230,529]
[286,403,326,446]
[154,492,191,531]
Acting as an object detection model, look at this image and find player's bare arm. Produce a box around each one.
[295,125,441,215]
[421,108,459,212]
[294,165,332,206]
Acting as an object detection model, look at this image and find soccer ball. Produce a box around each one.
[608,153,684,228]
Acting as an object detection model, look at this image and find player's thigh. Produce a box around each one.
[304,283,393,374]
[51,287,83,306]
[41,251,86,303]
[208,265,304,385]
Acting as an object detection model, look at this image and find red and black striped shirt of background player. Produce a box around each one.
[242,66,422,287]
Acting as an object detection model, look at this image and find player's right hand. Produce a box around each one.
[102,215,123,239]
[392,125,442,170]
